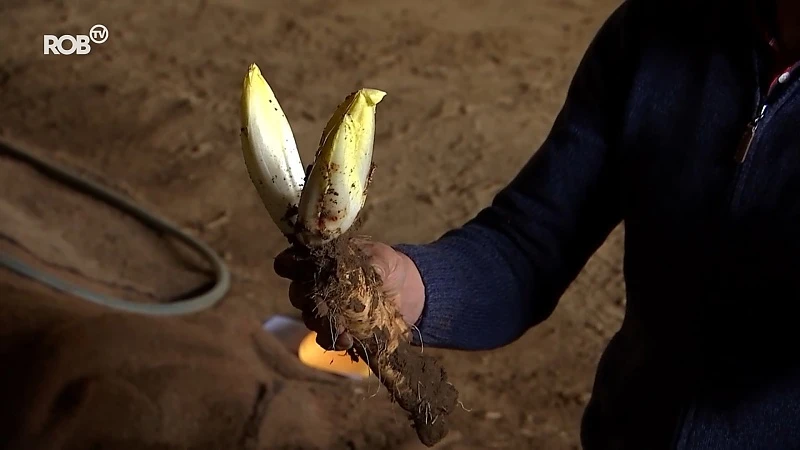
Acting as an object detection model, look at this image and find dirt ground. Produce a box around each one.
[0,0,626,448]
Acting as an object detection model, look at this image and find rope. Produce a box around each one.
[0,137,231,316]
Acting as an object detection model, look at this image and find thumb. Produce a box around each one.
[370,248,407,298]
[352,239,406,294]
[356,240,425,326]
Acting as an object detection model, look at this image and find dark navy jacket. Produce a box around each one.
[397,1,800,448]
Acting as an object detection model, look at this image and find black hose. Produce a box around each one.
[0,137,231,316]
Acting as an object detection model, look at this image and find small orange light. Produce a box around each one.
[297,331,371,379]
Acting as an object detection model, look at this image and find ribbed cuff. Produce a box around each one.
[393,242,462,349]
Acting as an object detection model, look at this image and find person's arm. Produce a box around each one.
[395,1,640,350]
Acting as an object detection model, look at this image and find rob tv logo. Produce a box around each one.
[44,24,108,55]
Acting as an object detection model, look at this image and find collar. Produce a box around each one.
[752,0,780,53]
[749,0,800,93]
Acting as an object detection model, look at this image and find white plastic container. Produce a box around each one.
[263,314,371,380]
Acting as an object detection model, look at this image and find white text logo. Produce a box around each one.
[44,24,108,55]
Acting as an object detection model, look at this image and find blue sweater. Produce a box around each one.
[396,1,800,449]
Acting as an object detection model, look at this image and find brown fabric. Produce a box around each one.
[0,277,417,450]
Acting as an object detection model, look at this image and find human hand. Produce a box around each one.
[273,240,425,351]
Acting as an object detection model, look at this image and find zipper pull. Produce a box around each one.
[734,122,758,163]
[734,104,768,164]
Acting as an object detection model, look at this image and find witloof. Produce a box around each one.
[238,63,458,448]
[240,63,385,246]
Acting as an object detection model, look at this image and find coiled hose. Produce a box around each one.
[0,138,231,316]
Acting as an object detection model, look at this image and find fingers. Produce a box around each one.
[293,282,353,351]
[351,240,399,281]
[316,328,354,351]
[279,241,399,353]
[334,333,354,351]
[274,246,315,281]
[302,310,353,351]
[288,281,314,310]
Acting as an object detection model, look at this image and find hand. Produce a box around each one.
[273,241,425,351]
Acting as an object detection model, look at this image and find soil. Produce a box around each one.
[313,239,459,446]
[0,0,626,449]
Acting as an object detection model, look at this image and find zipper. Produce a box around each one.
[728,98,768,207]
[733,102,768,164]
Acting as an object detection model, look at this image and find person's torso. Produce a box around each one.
[584,2,800,449]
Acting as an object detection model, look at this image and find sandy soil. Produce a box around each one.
[0,0,625,448]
